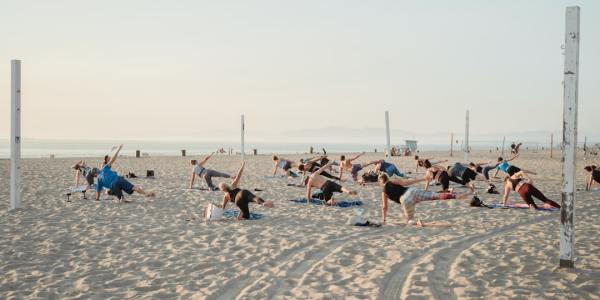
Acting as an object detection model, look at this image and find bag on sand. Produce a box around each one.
[486,183,499,194]
[470,195,493,209]
[361,171,379,183]
[204,203,223,221]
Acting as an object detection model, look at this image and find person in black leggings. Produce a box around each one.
[298,156,340,180]
[423,160,452,192]
[584,165,600,191]
[502,171,560,209]
[448,162,480,192]
[220,161,273,220]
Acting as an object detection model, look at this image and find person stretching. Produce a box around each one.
[339,152,378,181]
[493,154,536,178]
[298,156,340,180]
[72,161,100,188]
[189,152,232,190]
[272,155,298,177]
[584,165,600,191]
[423,160,452,192]
[414,156,448,174]
[220,161,273,220]
[502,171,560,209]
[375,160,406,178]
[94,144,155,202]
[379,173,472,226]
[306,161,357,205]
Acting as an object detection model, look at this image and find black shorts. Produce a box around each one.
[110,176,135,199]
[438,171,450,190]
[461,168,478,183]
[507,165,521,176]
[235,189,259,219]
[321,180,343,201]
[283,161,292,171]
[592,170,600,183]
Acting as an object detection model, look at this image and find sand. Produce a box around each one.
[0,151,599,299]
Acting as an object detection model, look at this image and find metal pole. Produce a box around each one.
[450,133,454,157]
[241,114,245,161]
[559,6,580,269]
[501,136,506,157]
[385,111,391,158]
[10,60,21,210]
[464,110,469,161]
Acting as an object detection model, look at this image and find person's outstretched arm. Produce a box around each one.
[272,161,278,176]
[381,192,389,224]
[587,174,593,191]
[492,168,500,178]
[199,152,215,167]
[348,152,365,163]
[423,171,432,191]
[506,153,520,162]
[390,176,427,187]
[75,169,81,186]
[221,194,229,209]
[107,144,123,168]
[231,161,245,188]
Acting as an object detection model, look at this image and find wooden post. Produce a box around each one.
[241,114,245,161]
[583,136,587,158]
[10,60,21,210]
[464,110,469,162]
[551,133,554,158]
[450,133,454,157]
[181,150,186,157]
[385,111,391,158]
[136,150,141,158]
[560,6,580,269]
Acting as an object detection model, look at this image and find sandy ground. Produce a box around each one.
[0,150,599,299]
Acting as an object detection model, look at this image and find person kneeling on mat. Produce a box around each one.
[94,144,155,202]
[379,173,472,226]
[502,171,560,209]
[306,161,357,205]
[220,161,273,220]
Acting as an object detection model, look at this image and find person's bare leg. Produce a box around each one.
[133,186,155,197]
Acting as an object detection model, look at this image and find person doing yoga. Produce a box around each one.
[272,155,298,177]
[71,161,100,188]
[423,160,453,192]
[379,173,472,226]
[306,161,357,205]
[584,165,600,191]
[502,171,560,209]
[94,144,155,202]
[375,160,406,178]
[189,152,232,190]
[414,156,447,174]
[492,154,536,178]
[339,152,378,181]
[220,161,273,220]
[298,156,340,180]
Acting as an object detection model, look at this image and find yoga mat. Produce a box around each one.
[289,198,363,208]
[490,203,559,211]
[223,210,264,220]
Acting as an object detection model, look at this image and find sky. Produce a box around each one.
[1,0,599,143]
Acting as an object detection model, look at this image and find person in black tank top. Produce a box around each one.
[423,160,451,192]
[502,172,560,209]
[220,162,274,220]
[584,165,600,191]
[378,173,473,226]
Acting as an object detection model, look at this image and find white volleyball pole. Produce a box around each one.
[464,110,469,162]
[241,114,245,161]
[501,136,506,157]
[560,6,580,269]
[10,60,21,210]
[385,111,391,158]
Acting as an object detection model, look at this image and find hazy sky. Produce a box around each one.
[1,0,598,142]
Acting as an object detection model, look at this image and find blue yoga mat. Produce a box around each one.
[490,203,559,211]
[223,210,264,220]
[289,198,363,208]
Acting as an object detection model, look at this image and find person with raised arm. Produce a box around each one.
[219,161,273,220]
[339,152,378,181]
[306,161,357,205]
[271,155,298,177]
[189,152,232,190]
[584,165,600,191]
[94,144,155,202]
[492,153,536,178]
[502,171,560,209]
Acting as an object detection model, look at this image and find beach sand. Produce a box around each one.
[1,151,599,299]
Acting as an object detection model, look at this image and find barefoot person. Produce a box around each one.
[298,156,340,180]
[379,173,472,226]
[94,145,155,202]
[306,161,357,205]
[339,152,378,181]
[189,152,232,190]
[414,156,448,174]
[492,154,536,178]
[375,160,406,178]
[272,155,298,177]
[584,165,600,191]
[423,160,452,192]
[72,161,100,188]
[502,171,560,209]
[220,161,273,220]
